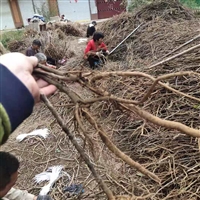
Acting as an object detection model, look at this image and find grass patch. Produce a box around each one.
[0,30,24,48]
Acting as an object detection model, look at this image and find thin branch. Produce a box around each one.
[41,95,115,200]
[90,71,200,103]
[34,69,78,81]
[148,43,200,69]
[74,104,95,154]
[82,109,161,184]
[37,63,91,77]
[82,96,138,105]
[158,34,200,60]
[37,74,82,103]
[37,63,66,75]
[121,104,200,138]
[139,71,200,104]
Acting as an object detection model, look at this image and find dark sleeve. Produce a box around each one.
[0,64,34,144]
[86,26,90,37]
[87,26,95,37]
[26,49,31,56]
[90,26,96,36]
[26,48,35,56]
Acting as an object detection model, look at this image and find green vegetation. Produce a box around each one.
[0,30,24,48]
[128,0,200,12]
[128,0,151,12]
[180,0,199,8]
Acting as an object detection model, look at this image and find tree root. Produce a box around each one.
[41,95,115,200]
[82,109,161,184]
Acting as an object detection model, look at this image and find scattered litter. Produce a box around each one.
[58,58,67,65]
[63,184,84,195]
[16,128,50,142]
[34,166,71,195]
[78,38,88,44]
[34,166,64,195]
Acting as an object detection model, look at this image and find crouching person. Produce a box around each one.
[34,53,56,69]
[0,152,52,200]
[84,32,109,69]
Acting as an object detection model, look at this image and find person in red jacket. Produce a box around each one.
[84,32,109,69]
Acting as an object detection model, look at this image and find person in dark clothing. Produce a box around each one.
[26,40,56,65]
[84,32,109,69]
[26,39,41,57]
[0,151,52,200]
[0,53,57,145]
[86,21,97,38]
[0,53,56,199]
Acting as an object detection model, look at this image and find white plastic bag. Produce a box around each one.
[16,128,50,142]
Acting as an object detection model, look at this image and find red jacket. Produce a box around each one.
[84,40,107,55]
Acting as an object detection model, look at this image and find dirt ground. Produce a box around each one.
[2,1,200,199]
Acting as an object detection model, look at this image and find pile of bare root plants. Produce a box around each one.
[5,21,85,62]
[3,0,200,199]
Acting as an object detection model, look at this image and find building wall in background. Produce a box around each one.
[18,0,48,26]
[48,0,60,16]
[0,0,125,30]
[96,0,125,19]
[89,0,98,19]
[57,0,91,22]
[0,0,15,30]
[18,0,34,26]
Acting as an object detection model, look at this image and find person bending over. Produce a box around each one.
[86,21,97,38]
[26,39,41,57]
[35,53,56,69]
[0,152,52,200]
[84,32,109,69]
[26,40,56,66]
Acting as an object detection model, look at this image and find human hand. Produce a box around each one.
[106,50,110,55]
[46,64,56,69]
[96,52,101,56]
[0,53,56,103]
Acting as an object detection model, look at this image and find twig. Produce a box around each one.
[148,43,200,69]
[82,109,161,184]
[74,104,95,154]
[139,71,200,104]
[90,71,200,103]
[121,104,200,138]
[41,95,115,200]
[34,68,78,81]
[158,34,200,60]
[83,96,138,105]
[37,74,82,103]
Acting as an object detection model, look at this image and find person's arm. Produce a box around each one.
[0,64,34,144]
[100,42,108,51]
[84,42,97,58]
[90,26,96,36]
[26,49,33,57]
[3,188,36,200]
[0,53,57,145]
